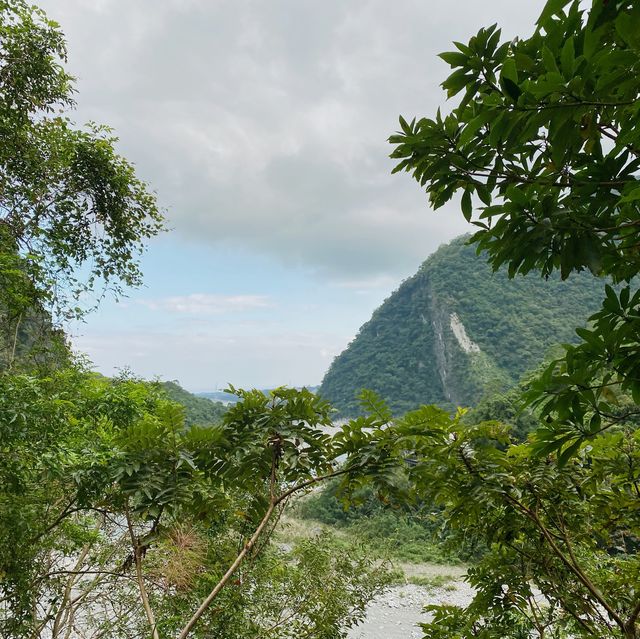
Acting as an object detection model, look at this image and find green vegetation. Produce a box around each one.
[0,371,392,638]
[0,0,163,371]
[0,307,68,373]
[390,0,640,461]
[296,480,464,565]
[0,0,164,322]
[320,235,605,416]
[383,0,640,636]
[370,402,640,639]
[158,380,227,426]
[4,0,640,638]
[406,574,457,590]
[0,4,392,637]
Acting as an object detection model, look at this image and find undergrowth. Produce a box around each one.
[294,480,469,565]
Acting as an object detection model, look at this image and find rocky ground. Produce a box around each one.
[348,578,474,639]
[277,516,474,639]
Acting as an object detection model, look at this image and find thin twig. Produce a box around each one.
[7,312,22,371]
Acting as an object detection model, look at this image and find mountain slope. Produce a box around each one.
[319,236,606,416]
[159,381,227,426]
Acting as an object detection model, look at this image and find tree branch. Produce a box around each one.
[177,459,367,639]
[625,598,640,638]
[50,540,94,639]
[176,498,276,639]
[28,499,80,545]
[125,507,159,639]
[504,492,624,631]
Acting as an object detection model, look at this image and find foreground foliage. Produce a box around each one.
[396,406,640,638]
[390,0,640,459]
[5,0,640,638]
[0,371,391,638]
[387,0,640,636]
[303,395,640,639]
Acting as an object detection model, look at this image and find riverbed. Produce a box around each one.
[348,580,474,639]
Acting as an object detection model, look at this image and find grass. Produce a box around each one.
[276,513,467,592]
[405,574,457,591]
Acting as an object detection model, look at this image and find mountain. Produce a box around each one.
[319,236,606,416]
[160,381,227,426]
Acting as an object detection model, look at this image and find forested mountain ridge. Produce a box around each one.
[319,236,606,416]
[160,380,227,425]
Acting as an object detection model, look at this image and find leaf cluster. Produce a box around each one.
[391,0,640,283]
[0,369,396,638]
[390,0,640,460]
[0,0,164,324]
[375,401,640,638]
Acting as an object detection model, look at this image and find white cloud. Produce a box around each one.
[40,0,541,283]
[41,0,547,388]
[139,293,272,315]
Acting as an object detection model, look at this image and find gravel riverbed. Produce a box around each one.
[348,581,475,639]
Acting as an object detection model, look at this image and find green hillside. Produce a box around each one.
[159,380,227,426]
[0,244,69,373]
[319,236,606,416]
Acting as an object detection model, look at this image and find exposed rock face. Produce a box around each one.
[449,313,480,354]
[427,282,450,402]
[319,235,606,416]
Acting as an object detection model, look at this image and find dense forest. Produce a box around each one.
[320,235,606,416]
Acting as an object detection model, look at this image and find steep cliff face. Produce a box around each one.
[319,236,606,416]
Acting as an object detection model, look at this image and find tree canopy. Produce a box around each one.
[0,0,164,328]
[0,371,391,638]
[392,404,640,639]
[382,1,640,637]
[390,0,640,459]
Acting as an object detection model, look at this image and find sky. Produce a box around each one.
[41,0,543,392]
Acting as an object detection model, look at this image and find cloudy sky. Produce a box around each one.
[41,0,542,392]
